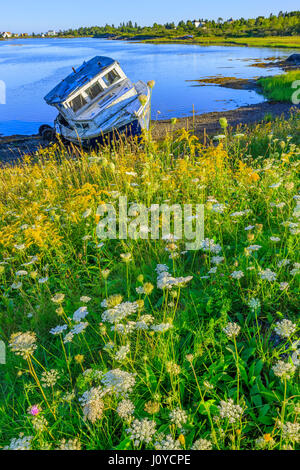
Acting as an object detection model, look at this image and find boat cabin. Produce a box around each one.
[44,55,150,144]
[45,56,127,123]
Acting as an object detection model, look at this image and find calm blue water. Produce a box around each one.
[0,37,292,136]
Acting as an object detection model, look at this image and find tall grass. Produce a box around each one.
[146,35,300,49]
[258,71,300,102]
[0,114,299,450]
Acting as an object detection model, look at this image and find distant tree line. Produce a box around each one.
[57,11,300,38]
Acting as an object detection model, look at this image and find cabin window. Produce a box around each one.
[75,123,89,129]
[102,69,120,87]
[69,94,87,113]
[86,82,104,100]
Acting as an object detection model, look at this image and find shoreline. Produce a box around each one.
[1,101,299,164]
[1,35,300,49]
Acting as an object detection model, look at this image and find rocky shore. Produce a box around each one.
[152,101,299,140]
[0,101,299,165]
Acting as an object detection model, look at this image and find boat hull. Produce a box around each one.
[56,99,151,147]
[66,118,144,147]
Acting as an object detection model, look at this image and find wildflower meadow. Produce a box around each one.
[0,113,299,450]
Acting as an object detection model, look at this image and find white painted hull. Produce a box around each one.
[55,81,150,144]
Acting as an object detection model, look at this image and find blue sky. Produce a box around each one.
[1,0,299,33]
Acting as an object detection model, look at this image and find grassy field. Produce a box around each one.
[143,35,300,49]
[0,114,299,450]
[258,71,300,102]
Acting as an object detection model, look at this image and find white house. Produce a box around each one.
[192,20,206,28]
[1,32,12,38]
[47,30,57,36]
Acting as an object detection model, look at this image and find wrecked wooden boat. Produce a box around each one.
[42,56,151,145]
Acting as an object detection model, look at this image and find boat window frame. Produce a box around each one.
[68,93,88,114]
[85,81,105,101]
[102,68,122,87]
[74,122,90,129]
[63,63,126,117]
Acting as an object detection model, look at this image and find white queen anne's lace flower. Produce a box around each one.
[4,435,33,450]
[151,323,173,333]
[155,264,169,274]
[223,322,241,339]
[14,243,26,250]
[191,438,213,450]
[279,282,289,291]
[274,319,296,338]
[231,270,244,280]
[290,263,300,276]
[200,238,222,254]
[114,344,130,362]
[277,259,290,268]
[11,281,22,289]
[41,369,60,388]
[259,269,277,281]
[135,315,154,330]
[79,387,104,423]
[58,438,81,450]
[127,418,156,447]
[211,256,224,265]
[73,306,89,322]
[63,332,74,344]
[248,298,261,312]
[246,245,262,253]
[51,293,65,304]
[230,210,251,217]
[15,270,28,276]
[9,331,37,357]
[117,399,135,420]
[111,322,136,335]
[101,369,136,396]
[31,414,48,432]
[211,204,226,214]
[102,302,139,324]
[280,422,300,443]
[218,399,243,423]
[156,265,193,290]
[155,434,182,450]
[50,324,68,335]
[169,407,188,427]
[208,267,217,274]
[272,360,296,380]
[70,322,89,335]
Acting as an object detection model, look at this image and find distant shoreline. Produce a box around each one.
[1,35,300,49]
